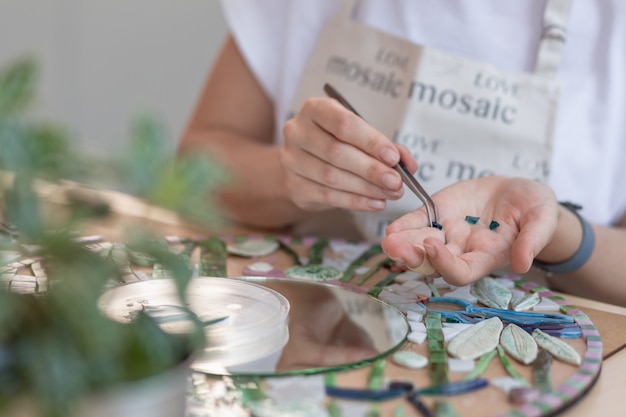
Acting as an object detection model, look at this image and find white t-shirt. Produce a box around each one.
[219,0,626,229]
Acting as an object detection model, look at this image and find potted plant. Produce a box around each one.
[0,58,225,417]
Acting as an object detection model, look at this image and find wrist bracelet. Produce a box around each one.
[533,202,595,275]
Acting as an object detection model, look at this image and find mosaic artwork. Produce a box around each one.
[0,234,602,417]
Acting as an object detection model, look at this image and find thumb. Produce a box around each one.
[510,207,558,273]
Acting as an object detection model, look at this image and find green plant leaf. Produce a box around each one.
[117,114,227,226]
[0,57,218,417]
[0,57,37,115]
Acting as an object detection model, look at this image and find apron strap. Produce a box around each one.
[534,0,574,78]
[336,0,361,21]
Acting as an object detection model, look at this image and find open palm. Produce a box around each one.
[381,176,558,286]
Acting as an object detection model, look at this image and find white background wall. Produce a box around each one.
[0,0,228,157]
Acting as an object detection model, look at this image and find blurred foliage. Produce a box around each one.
[0,57,224,417]
[122,115,226,227]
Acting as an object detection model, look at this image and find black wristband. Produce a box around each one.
[533,202,595,275]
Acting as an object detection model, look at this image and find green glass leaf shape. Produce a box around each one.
[471,277,512,309]
[532,328,581,366]
[447,317,503,360]
[500,323,538,365]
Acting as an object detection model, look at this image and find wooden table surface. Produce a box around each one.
[48,185,626,417]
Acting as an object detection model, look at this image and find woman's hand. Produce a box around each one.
[281,97,416,212]
[381,176,559,286]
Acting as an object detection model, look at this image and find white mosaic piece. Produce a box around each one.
[407,330,427,345]
[448,358,475,373]
[491,376,528,394]
[445,285,478,303]
[392,351,428,369]
[399,280,431,296]
[227,238,279,257]
[510,288,527,303]
[265,375,326,404]
[246,399,327,417]
[407,321,427,344]
[393,270,421,283]
[511,292,541,312]
[406,310,424,323]
[532,297,561,312]
[432,277,452,288]
[442,323,474,342]
[246,261,274,273]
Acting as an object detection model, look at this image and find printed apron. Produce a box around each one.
[289,0,572,241]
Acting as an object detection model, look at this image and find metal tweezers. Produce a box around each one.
[323,83,441,229]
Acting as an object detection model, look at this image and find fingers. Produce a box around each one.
[385,208,431,235]
[381,227,445,270]
[421,238,500,286]
[381,238,428,270]
[399,208,557,284]
[397,144,418,172]
[283,169,390,212]
[282,97,412,211]
[280,135,404,211]
[408,245,436,275]
[314,98,401,166]
[509,204,558,273]
[384,177,559,285]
